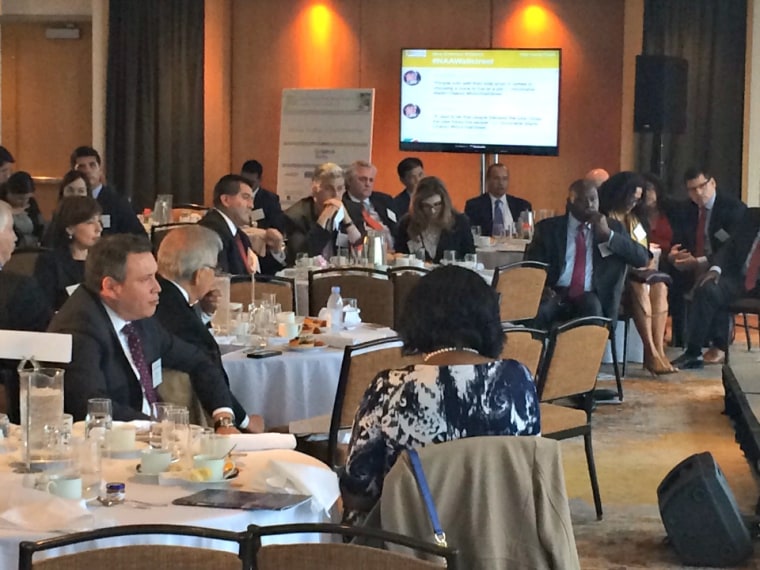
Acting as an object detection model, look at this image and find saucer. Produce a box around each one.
[104,441,149,458]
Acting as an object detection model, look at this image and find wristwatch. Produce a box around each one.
[213,416,235,430]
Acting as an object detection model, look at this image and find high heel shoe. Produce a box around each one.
[643,354,678,376]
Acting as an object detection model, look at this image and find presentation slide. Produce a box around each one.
[400,49,560,155]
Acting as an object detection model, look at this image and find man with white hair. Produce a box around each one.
[342,160,397,247]
[155,225,264,432]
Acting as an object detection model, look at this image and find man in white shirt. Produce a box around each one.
[342,160,398,247]
[465,163,532,237]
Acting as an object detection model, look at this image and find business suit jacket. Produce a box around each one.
[711,208,760,289]
[48,286,234,421]
[96,185,146,236]
[525,214,650,321]
[154,277,247,425]
[283,197,336,265]
[33,247,85,311]
[342,191,398,239]
[670,191,746,259]
[393,189,411,218]
[253,187,285,233]
[199,208,253,275]
[395,212,475,263]
[464,193,533,237]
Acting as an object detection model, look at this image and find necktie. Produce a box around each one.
[122,323,159,406]
[492,199,505,236]
[361,201,384,231]
[234,232,253,274]
[745,242,760,291]
[695,207,706,257]
[568,224,587,300]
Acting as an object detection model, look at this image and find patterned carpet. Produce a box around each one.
[565,356,760,569]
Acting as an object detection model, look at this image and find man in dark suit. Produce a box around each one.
[525,179,650,329]
[240,159,285,233]
[70,146,146,237]
[672,208,760,369]
[199,174,285,275]
[465,163,532,237]
[283,162,362,264]
[342,160,398,247]
[393,157,424,218]
[155,225,264,432]
[666,166,746,351]
[48,234,241,431]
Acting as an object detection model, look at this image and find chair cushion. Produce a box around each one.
[540,403,587,435]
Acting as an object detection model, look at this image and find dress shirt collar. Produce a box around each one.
[92,184,103,199]
[166,278,192,306]
[214,208,239,236]
[568,212,587,232]
[703,192,716,210]
[347,193,365,204]
[102,301,131,336]
[252,187,260,201]
[488,193,507,206]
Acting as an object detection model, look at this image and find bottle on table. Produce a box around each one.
[326,286,344,331]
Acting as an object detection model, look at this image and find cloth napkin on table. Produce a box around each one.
[0,483,93,532]
[315,326,397,349]
[266,460,340,515]
[220,433,296,452]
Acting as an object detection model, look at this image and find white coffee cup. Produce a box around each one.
[276,311,295,324]
[476,235,492,247]
[278,322,301,339]
[140,448,172,474]
[106,424,136,452]
[47,476,83,500]
[193,454,225,480]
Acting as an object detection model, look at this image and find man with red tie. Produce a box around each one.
[666,167,745,349]
[525,178,650,330]
[341,160,398,248]
[671,208,760,369]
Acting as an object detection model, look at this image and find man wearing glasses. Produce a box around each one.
[667,166,746,359]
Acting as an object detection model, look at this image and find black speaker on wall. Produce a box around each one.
[657,452,753,567]
[634,55,688,134]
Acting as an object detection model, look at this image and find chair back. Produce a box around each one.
[18,524,251,570]
[328,337,423,468]
[157,369,211,427]
[230,275,253,306]
[5,247,48,277]
[150,222,194,253]
[380,437,579,570]
[388,267,429,330]
[537,316,612,402]
[255,274,296,312]
[248,523,457,570]
[491,261,547,322]
[500,326,547,378]
[308,268,393,326]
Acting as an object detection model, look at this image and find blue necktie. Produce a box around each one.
[492,199,505,236]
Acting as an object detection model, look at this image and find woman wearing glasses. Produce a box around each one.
[395,176,475,263]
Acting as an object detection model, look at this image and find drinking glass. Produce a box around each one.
[492,225,506,242]
[85,398,112,441]
[337,246,349,266]
[150,402,176,450]
[167,407,190,465]
[464,253,478,269]
[72,437,102,500]
[0,412,9,438]
[295,252,310,267]
[471,225,482,239]
[442,250,457,265]
[60,413,73,446]
[343,297,358,310]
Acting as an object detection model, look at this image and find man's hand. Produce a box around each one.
[317,199,344,228]
[671,245,699,272]
[199,289,221,315]
[697,269,720,287]
[264,228,285,252]
[215,425,240,435]
[588,212,611,242]
[242,414,265,434]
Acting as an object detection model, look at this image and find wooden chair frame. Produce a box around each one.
[230,274,296,312]
[500,325,548,379]
[308,267,393,327]
[5,246,49,277]
[490,260,548,323]
[388,266,429,330]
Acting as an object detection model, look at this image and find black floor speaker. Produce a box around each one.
[657,452,753,567]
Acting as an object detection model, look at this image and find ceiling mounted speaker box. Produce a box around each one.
[657,452,753,567]
[634,55,688,134]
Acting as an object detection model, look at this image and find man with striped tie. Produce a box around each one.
[464,163,532,237]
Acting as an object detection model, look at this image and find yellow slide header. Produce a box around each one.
[402,49,559,70]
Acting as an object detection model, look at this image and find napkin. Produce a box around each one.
[220,433,296,452]
[72,419,151,438]
[317,327,396,349]
[0,485,92,532]
[266,460,340,514]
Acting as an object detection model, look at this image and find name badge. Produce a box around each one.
[65,283,80,296]
[633,223,647,241]
[100,214,111,229]
[251,208,265,222]
[715,228,730,242]
[598,243,613,258]
[151,359,163,388]
[387,209,397,223]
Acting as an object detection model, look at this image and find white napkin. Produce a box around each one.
[221,433,296,452]
[266,460,340,514]
[0,485,92,532]
[72,419,151,438]
[212,335,238,345]
[317,326,396,349]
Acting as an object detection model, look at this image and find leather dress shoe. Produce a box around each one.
[703,347,726,364]
[671,352,704,370]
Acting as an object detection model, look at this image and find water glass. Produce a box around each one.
[295,252,310,267]
[150,402,176,450]
[471,225,482,239]
[442,250,457,265]
[72,437,102,500]
[85,398,112,441]
[464,253,478,269]
[343,297,358,310]
[167,407,190,464]
[61,413,73,446]
[0,412,9,438]
[492,224,506,241]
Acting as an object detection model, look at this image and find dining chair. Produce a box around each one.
[308,267,393,326]
[253,274,296,312]
[18,523,252,570]
[150,222,194,253]
[4,246,48,277]
[490,261,548,323]
[247,523,457,570]
[500,325,547,379]
[388,267,429,330]
[157,368,212,427]
[536,315,613,520]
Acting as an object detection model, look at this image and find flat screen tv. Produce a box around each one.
[399,48,561,156]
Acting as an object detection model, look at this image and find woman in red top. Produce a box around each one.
[643,173,673,253]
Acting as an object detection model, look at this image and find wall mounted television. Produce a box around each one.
[399,48,561,156]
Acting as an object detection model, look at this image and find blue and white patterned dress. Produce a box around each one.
[340,359,541,522]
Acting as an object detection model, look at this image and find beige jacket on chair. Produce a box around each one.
[379,436,580,570]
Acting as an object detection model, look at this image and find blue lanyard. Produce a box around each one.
[408,448,447,547]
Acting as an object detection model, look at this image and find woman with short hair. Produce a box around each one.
[0,171,45,248]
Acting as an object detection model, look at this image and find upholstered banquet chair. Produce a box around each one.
[490,260,548,323]
[500,325,547,379]
[388,267,429,330]
[308,268,393,327]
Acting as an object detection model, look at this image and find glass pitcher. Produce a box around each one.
[18,361,65,470]
[153,194,174,225]
[210,273,232,335]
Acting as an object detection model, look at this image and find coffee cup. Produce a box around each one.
[47,476,83,500]
[476,235,492,247]
[278,322,301,339]
[106,424,136,452]
[139,448,172,474]
[193,454,225,480]
[276,311,295,324]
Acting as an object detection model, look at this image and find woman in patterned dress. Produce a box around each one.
[340,265,541,524]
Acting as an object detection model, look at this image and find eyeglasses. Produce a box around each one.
[420,201,443,211]
[686,178,711,192]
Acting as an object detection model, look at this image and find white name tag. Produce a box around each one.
[715,228,730,242]
[598,243,613,258]
[65,283,80,296]
[100,214,111,229]
[151,359,163,388]
[251,208,265,222]
[633,223,647,241]
[387,209,397,223]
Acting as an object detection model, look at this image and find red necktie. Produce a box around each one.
[695,207,706,257]
[568,224,587,300]
[361,203,384,231]
[745,243,760,291]
[122,323,159,406]
[235,232,252,274]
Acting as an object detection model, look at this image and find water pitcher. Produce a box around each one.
[153,194,174,225]
[18,361,65,470]
[365,230,387,267]
[210,273,232,334]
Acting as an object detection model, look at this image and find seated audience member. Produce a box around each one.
[342,160,397,248]
[672,208,760,369]
[283,162,363,264]
[70,146,146,236]
[525,178,650,330]
[155,225,264,433]
[200,174,285,275]
[667,166,745,347]
[393,157,424,218]
[48,234,242,430]
[340,265,541,524]
[642,172,676,254]
[41,170,92,247]
[0,171,45,248]
[240,159,285,232]
[395,176,475,263]
[584,168,610,187]
[464,163,532,237]
[34,197,102,311]
[598,172,675,375]
[0,145,15,184]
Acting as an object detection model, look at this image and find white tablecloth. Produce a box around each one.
[0,448,338,568]
[476,242,526,270]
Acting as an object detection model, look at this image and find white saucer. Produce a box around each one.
[104,441,149,458]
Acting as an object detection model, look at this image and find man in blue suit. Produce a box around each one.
[464,163,532,237]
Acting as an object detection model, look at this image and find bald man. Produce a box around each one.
[584,168,610,187]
